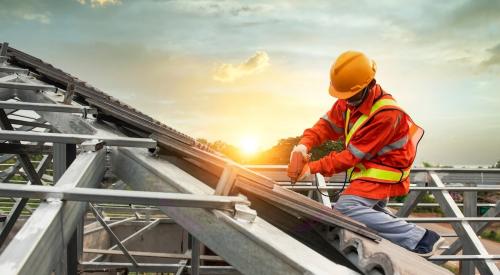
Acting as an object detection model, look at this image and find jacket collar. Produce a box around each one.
[346,84,383,116]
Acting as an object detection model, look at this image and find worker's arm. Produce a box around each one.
[308,110,406,176]
[299,101,346,151]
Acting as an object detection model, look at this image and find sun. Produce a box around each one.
[239,136,259,155]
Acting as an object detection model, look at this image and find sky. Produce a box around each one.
[0,0,499,165]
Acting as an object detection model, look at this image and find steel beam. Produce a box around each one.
[0,153,16,164]
[396,181,425,217]
[84,216,136,235]
[0,149,105,275]
[314,174,331,207]
[176,262,188,275]
[7,90,96,135]
[0,183,249,210]
[84,248,225,261]
[0,110,42,186]
[0,66,29,74]
[191,236,201,275]
[0,109,45,247]
[62,82,75,104]
[0,143,52,155]
[0,42,7,57]
[90,217,160,262]
[214,164,238,195]
[52,143,77,274]
[435,201,500,265]
[0,161,20,181]
[0,154,51,247]
[110,147,358,275]
[89,203,139,266]
[80,262,240,274]
[0,101,96,115]
[53,143,76,183]
[7,117,52,130]
[0,81,56,91]
[462,183,477,275]
[0,130,157,148]
[0,74,18,82]
[428,171,498,275]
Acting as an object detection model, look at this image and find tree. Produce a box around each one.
[422,161,433,168]
[253,137,301,164]
[310,140,344,161]
[421,161,452,168]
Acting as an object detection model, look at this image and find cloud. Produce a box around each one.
[173,1,274,17]
[449,0,500,28]
[213,51,270,82]
[77,0,122,8]
[481,43,500,68]
[21,12,50,24]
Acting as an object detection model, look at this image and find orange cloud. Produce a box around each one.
[213,51,270,82]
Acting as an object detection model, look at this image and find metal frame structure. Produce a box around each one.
[0,42,489,275]
[250,165,500,275]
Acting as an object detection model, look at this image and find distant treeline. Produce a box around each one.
[197,137,343,164]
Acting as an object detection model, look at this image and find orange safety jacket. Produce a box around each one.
[299,84,423,199]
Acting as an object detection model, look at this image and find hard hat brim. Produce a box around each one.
[328,84,362,100]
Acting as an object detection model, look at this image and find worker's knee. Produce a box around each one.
[334,198,360,214]
[334,195,372,215]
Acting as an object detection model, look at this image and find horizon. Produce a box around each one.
[1,0,499,165]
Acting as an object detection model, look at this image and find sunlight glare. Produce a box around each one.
[239,136,259,155]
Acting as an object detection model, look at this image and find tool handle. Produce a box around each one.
[287,151,306,184]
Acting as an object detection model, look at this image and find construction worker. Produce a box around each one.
[289,51,444,256]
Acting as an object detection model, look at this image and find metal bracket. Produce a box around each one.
[233,203,257,223]
[81,139,105,152]
[148,146,160,158]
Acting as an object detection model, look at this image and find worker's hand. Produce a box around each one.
[288,144,310,184]
[297,163,311,182]
[290,144,308,162]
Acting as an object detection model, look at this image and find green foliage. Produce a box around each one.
[393,195,407,203]
[4,158,16,164]
[494,160,500,168]
[30,154,44,161]
[420,193,436,203]
[422,161,433,168]
[443,263,459,274]
[414,193,443,214]
[255,136,301,164]
[310,139,344,161]
[197,138,246,163]
[421,161,452,168]
[481,230,500,242]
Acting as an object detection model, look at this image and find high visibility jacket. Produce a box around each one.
[299,84,423,199]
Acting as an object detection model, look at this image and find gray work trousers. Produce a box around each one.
[334,195,426,250]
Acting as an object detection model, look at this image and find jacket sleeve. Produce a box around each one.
[299,101,345,151]
[308,110,405,176]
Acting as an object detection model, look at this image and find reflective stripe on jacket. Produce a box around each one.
[299,84,424,199]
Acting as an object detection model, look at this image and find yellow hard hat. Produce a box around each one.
[329,51,377,99]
